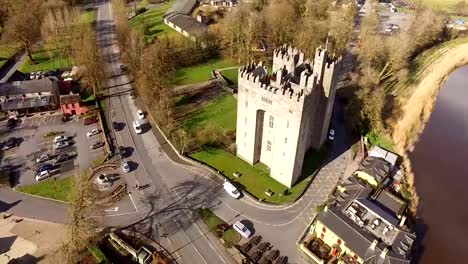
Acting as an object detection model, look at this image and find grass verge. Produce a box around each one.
[20,48,72,73]
[197,208,241,247]
[220,68,239,85]
[173,58,237,86]
[88,245,109,263]
[17,176,74,202]
[181,92,237,131]
[366,131,395,151]
[0,43,19,68]
[191,148,324,204]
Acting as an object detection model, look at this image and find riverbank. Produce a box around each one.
[390,37,468,213]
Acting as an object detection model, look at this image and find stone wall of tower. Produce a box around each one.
[235,46,340,188]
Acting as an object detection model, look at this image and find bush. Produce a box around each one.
[44,131,64,138]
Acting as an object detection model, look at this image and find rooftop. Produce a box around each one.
[0,78,57,97]
[374,189,406,217]
[357,156,391,183]
[60,93,82,105]
[164,13,208,36]
[368,146,399,167]
[1,96,51,110]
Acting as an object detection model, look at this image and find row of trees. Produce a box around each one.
[216,0,357,62]
[347,3,447,136]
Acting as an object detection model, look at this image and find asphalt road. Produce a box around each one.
[0,1,353,264]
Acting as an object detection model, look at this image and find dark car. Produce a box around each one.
[2,137,16,150]
[90,141,104,150]
[118,146,126,157]
[112,122,121,131]
[84,117,98,125]
[6,118,16,129]
[36,163,53,174]
[55,153,71,163]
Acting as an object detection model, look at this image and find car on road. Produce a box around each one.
[54,141,70,149]
[137,110,145,120]
[118,146,126,157]
[36,153,52,164]
[90,141,104,150]
[223,180,241,199]
[121,161,131,173]
[53,135,68,144]
[84,117,98,125]
[328,129,335,141]
[35,170,51,181]
[133,120,142,134]
[2,137,16,150]
[87,128,100,137]
[36,163,53,174]
[54,153,71,163]
[233,221,252,239]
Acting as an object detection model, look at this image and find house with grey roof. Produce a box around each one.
[299,177,415,264]
[163,0,208,42]
[354,156,391,188]
[0,78,60,116]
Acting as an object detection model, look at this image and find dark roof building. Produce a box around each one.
[164,0,208,41]
[0,78,60,113]
[354,156,391,187]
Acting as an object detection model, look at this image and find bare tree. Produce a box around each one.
[263,0,299,47]
[2,0,44,63]
[0,0,13,29]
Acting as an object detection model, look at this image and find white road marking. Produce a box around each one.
[104,206,119,212]
[128,193,139,213]
[174,219,209,264]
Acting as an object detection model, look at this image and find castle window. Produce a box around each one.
[283,152,285,157]
[266,141,271,151]
[245,117,247,124]
[289,109,293,114]
[337,239,342,245]
[284,137,287,143]
[269,116,274,128]
[286,120,289,128]
[244,132,246,138]
[261,97,272,104]
[245,100,248,107]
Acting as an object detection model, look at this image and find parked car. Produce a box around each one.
[90,141,104,150]
[55,153,71,163]
[328,129,335,141]
[36,163,53,174]
[36,153,51,164]
[36,170,51,181]
[6,118,16,129]
[54,141,70,149]
[233,221,252,239]
[112,122,121,131]
[87,128,100,137]
[223,180,241,199]
[137,110,145,120]
[118,146,126,157]
[29,72,36,80]
[53,135,68,144]
[84,117,98,125]
[133,120,142,134]
[121,161,131,173]
[2,137,16,150]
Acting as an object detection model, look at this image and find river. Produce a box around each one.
[409,66,468,263]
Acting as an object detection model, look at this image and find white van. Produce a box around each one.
[133,120,142,134]
[223,179,241,199]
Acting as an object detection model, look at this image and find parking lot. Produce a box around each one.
[0,113,106,186]
[377,2,413,34]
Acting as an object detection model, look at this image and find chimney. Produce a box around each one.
[399,216,407,227]
[380,248,389,258]
[370,240,378,250]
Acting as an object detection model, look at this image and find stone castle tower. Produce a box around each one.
[235,45,341,188]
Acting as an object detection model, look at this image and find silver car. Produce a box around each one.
[121,161,131,173]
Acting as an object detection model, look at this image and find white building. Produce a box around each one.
[236,45,341,187]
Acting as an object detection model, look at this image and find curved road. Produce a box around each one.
[0,1,352,263]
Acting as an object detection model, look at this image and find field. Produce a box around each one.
[191,148,324,204]
[20,49,72,73]
[181,92,237,132]
[173,59,237,86]
[129,1,175,42]
[419,0,461,9]
[220,68,239,85]
[17,176,74,202]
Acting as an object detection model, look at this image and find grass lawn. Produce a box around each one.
[83,10,96,24]
[366,131,395,151]
[191,148,324,204]
[129,1,175,42]
[88,245,109,263]
[197,208,241,247]
[20,49,72,73]
[17,176,74,202]
[220,68,239,85]
[419,0,460,9]
[0,43,19,68]
[181,92,237,131]
[173,58,238,86]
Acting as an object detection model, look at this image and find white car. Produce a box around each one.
[328,129,335,141]
[133,120,142,134]
[121,161,131,173]
[35,170,50,181]
[53,135,68,144]
[137,110,145,120]
[223,180,241,199]
[87,128,100,137]
[233,221,252,239]
[54,141,70,149]
[36,153,51,164]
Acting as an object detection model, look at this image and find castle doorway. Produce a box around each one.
[253,109,265,163]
